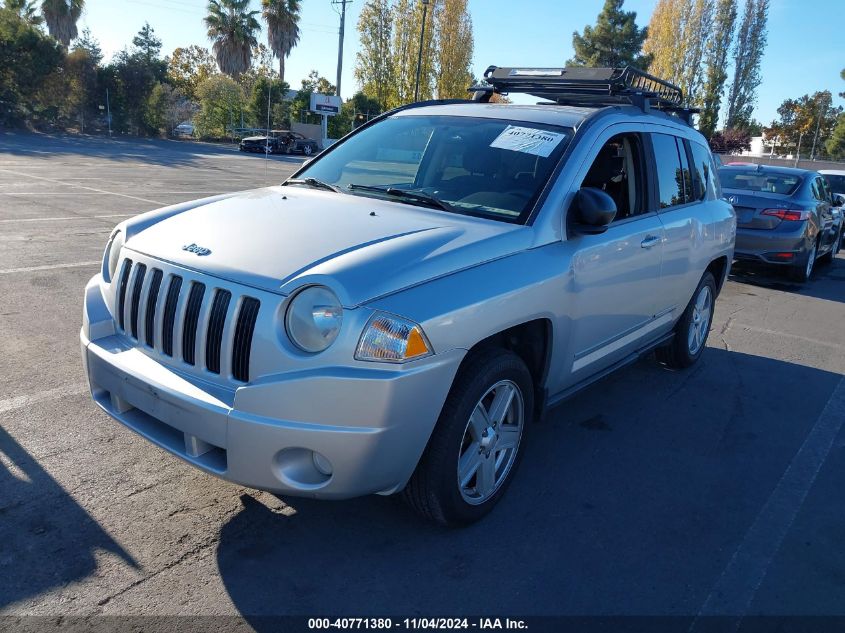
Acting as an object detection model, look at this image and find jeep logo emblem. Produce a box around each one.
[182,243,211,256]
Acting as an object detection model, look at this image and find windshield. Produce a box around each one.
[823,174,845,195]
[294,115,572,223]
[718,169,802,195]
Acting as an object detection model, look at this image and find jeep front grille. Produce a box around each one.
[116,260,260,383]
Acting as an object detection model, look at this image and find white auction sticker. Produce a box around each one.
[489,125,566,157]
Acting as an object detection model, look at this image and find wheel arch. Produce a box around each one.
[457,318,553,422]
[706,255,729,296]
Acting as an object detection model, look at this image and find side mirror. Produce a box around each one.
[570,187,617,235]
[833,193,845,207]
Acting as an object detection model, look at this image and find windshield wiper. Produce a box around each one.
[347,184,454,212]
[284,177,342,193]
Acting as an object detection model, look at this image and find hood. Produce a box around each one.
[241,135,270,142]
[125,186,531,306]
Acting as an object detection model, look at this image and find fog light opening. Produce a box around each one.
[312,451,333,476]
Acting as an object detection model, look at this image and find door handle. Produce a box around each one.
[641,235,661,249]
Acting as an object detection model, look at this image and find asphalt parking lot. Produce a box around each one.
[1,132,844,628]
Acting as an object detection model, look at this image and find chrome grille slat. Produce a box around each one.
[161,275,183,357]
[232,297,260,383]
[205,289,231,374]
[129,263,147,339]
[116,259,133,331]
[144,269,164,347]
[181,282,206,366]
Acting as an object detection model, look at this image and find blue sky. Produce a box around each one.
[80,0,844,125]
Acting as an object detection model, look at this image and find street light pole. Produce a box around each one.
[413,0,430,103]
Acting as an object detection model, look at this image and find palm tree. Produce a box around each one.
[204,0,260,79]
[5,0,42,25]
[262,0,300,86]
[41,0,83,45]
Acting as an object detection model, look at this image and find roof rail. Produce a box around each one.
[469,65,700,124]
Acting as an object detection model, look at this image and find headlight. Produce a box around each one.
[285,286,343,353]
[355,313,432,363]
[103,230,125,282]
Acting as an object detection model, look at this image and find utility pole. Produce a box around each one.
[414,0,431,102]
[333,0,351,99]
[106,88,112,137]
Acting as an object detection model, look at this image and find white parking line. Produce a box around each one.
[692,374,845,625]
[0,261,100,274]
[0,192,226,196]
[734,323,845,353]
[0,168,166,205]
[0,214,133,223]
[0,383,88,414]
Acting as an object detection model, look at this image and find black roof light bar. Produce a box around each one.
[470,65,700,124]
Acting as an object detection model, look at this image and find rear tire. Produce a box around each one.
[402,348,533,527]
[656,272,716,369]
[788,240,817,282]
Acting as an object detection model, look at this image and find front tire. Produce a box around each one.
[656,272,716,369]
[402,348,533,526]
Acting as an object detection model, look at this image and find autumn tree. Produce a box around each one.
[698,0,737,138]
[391,0,436,105]
[568,0,650,68]
[725,0,768,128]
[355,0,393,109]
[643,0,714,104]
[435,0,473,99]
[708,127,751,153]
[766,92,841,159]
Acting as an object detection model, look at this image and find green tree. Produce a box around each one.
[0,6,63,125]
[5,0,41,25]
[194,73,245,138]
[435,0,473,99]
[71,27,103,65]
[355,0,393,109]
[205,0,260,79]
[167,45,218,100]
[41,0,83,46]
[725,0,769,128]
[568,0,650,68]
[63,47,99,131]
[145,83,192,135]
[247,75,289,129]
[825,70,845,159]
[261,0,299,86]
[132,22,162,66]
[698,0,737,137]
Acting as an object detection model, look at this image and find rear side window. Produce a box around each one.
[651,133,686,209]
[689,142,718,201]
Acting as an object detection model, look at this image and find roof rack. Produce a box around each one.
[469,65,699,124]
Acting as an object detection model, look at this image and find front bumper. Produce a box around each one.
[733,222,812,266]
[81,274,464,499]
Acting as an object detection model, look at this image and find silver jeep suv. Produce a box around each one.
[81,67,736,525]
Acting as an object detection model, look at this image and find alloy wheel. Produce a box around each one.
[457,380,524,505]
[687,285,712,355]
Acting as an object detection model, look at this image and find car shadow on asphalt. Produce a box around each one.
[0,424,137,609]
[214,348,842,621]
[0,132,308,168]
[730,255,845,304]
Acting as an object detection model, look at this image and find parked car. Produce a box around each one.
[239,134,280,153]
[720,164,842,281]
[81,66,735,525]
[239,131,321,155]
[173,122,194,137]
[277,130,320,156]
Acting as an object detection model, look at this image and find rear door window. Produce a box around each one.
[651,133,685,209]
[689,142,718,201]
